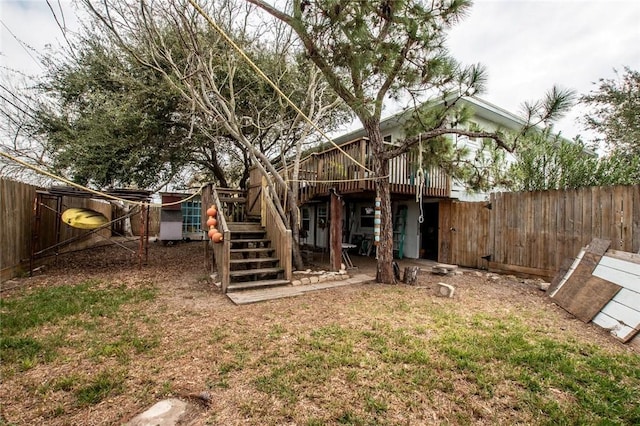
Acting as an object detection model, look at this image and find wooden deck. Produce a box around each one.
[226,273,375,305]
[254,137,452,205]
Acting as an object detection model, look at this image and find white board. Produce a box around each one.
[592,256,640,293]
[612,288,640,310]
[600,300,640,328]
[592,311,636,340]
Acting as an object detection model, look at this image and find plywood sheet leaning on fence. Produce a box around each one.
[549,241,640,343]
[549,239,619,322]
[591,250,640,342]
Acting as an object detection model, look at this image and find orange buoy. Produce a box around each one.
[206,206,217,217]
[206,217,217,227]
[212,232,223,243]
[208,228,218,238]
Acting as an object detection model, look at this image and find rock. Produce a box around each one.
[435,263,458,270]
[125,399,187,426]
[310,276,319,284]
[301,277,311,285]
[539,281,551,291]
[432,263,458,276]
[437,282,455,298]
[291,280,302,286]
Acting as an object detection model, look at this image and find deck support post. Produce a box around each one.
[330,189,343,271]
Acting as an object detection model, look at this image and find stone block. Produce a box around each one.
[437,282,455,298]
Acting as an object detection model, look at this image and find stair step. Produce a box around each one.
[219,196,246,203]
[226,279,290,292]
[231,238,271,244]
[231,247,275,254]
[230,257,279,265]
[227,221,263,228]
[229,267,283,278]
[231,230,266,235]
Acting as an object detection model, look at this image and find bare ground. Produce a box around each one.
[0,240,636,425]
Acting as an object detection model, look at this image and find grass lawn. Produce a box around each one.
[1,242,639,425]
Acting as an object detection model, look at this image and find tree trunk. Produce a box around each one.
[403,267,420,285]
[287,194,305,270]
[122,203,134,237]
[364,119,395,283]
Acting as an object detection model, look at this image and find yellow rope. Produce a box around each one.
[0,150,204,207]
[285,175,386,184]
[187,0,375,175]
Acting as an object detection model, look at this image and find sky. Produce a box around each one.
[1,0,639,141]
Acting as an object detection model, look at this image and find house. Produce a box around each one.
[292,96,527,261]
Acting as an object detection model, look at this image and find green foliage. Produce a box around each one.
[507,130,640,191]
[74,369,126,406]
[37,38,194,188]
[581,67,640,158]
[405,101,511,192]
[281,0,479,118]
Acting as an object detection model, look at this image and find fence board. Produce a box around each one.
[488,185,639,278]
[1,178,38,280]
[1,179,119,281]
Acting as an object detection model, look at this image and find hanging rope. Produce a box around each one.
[187,0,374,176]
[0,150,205,207]
[415,134,425,224]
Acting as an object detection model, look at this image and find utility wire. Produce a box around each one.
[0,150,204,207]
[0,20,44,71]
[46,0,76,57]
[187,0,375,175]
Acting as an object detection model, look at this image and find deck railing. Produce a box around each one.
[261,177,292,281]
[281,137,451,204]
[203,185,231,293]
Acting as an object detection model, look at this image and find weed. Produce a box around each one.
[75,369,125,406]
[0,280,157,371]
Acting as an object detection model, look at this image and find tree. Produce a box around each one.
[245,0,569,282]
[506,130,640,191]
[36,36,197,189]
[81,0,350,269]
[581,67,640,158]
[506,67,640,191]
[0,75,53,185]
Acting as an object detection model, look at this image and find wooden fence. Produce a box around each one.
[1,178,38,281]
[444,185,640,278]
[1,178,114,281]
[130,206,160,236]
[438,200,490,270]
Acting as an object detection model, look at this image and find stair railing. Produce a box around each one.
[208,185,231,293]
[261,176,292,281]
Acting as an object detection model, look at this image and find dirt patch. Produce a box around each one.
[1,241,636,425]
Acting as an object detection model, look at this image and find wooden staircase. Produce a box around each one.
[227,221,289,291]
[203,185,292,294]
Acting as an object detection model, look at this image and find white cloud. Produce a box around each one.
[447,0,640,139]
[0,0,80,78]
[1,0,638,141]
